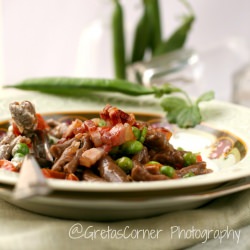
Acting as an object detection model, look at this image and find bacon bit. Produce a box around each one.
[66,173,79,181]
[81,120,103,147]
[100,104,135,126]
[90,130,102,147]
[42,168,66,179]
[109,123,135,147]
[109,124,125,146]
[73,123,86,135]
[35,113,49,131]
[0,159,19,172]
[79,147,105,167]
[84,120,97,132]
[123,123,135,142]
[101,144,112,153]
[63,119,83,139]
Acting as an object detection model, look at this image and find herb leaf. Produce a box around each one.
[160,90,214,128]
[160,96,188,124]
[195,91,215,105]
[176,105,201,128]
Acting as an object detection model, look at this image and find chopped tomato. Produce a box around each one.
[0,159,19,172]
[36,113,49,130]
[196,154,203,162]
[66,173,79,181]
[42,168,66,179]
[12,122,21,136]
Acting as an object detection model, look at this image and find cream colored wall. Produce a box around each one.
[0,0,3,85]
[1,0,250,93]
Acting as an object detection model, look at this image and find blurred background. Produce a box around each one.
[1,0,250,103]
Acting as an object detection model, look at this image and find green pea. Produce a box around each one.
[183,152,196,166]
[177,147,184,151]
[160,165,175,178]
[132,126,141,140]
[11,153,25,165]
[116,156,133,173]
[121,140,143,155]
[147,161,161,165]
[183,172,195,178]
[12,143,29,156]
[98,119,106,127]
[139,126,148,143]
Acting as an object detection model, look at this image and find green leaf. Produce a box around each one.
[176,105,202,128]
[160,96,188,123]
[161,96,188,111]
[196,91,215,105]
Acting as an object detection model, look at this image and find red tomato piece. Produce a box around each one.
[196,154,203,162]
[0,159,19,172]
[42,168,66,179]
[66,173,79,181]
[12,122,21,136]
[36,113,49,130]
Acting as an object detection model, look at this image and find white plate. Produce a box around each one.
[0,100,250,192]
[0,177,249,221]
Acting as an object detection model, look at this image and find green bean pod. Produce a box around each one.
[145,0,162,53]
[112,0,126,79]
[131,0,150,63]
[5,77,181,97]
[154,15,195,56]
